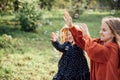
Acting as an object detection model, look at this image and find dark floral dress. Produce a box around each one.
[52,41,90,80]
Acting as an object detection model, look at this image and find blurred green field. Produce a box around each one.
[0,10,120,80]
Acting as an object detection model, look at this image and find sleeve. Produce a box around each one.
[51,41,66,52]
[85,38,117,63]
[69,26,85,50]
[69,26,118,63]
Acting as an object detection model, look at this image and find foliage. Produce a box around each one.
[0,34,24,74]
[69,0,88,19]
[53,0,71,9]
[0,0,120,16]
[87,0,120,10]
[39,0,55,10]
[0,34,23,54]
[0,0,14,13]
[87,0,97,9]
[13,0,20,12]
[17,1,42,32]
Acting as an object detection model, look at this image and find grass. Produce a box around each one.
[0,9,120,80]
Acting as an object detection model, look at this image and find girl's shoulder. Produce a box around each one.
[106,42,118,49]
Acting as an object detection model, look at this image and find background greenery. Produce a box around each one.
[0,0,120,80]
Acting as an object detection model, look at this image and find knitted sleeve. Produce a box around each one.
[84,38,118,63]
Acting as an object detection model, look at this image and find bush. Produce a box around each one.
[17,1,42,32]
[0,34,23,68]
[0,34,23,54]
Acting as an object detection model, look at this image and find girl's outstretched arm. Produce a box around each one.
[51,32,66,52]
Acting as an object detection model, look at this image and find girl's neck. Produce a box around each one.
[103,40,113,45]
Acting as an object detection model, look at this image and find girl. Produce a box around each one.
[64,11,120,80]
[51,26,90,80]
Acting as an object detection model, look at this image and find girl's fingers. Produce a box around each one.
[64,10,73,27]
[63,16,67,22]
[51,32,55,36]
[51,32,57,41]
[77,25,86,35]
[79,24,85,31]
[64,11,72,21]
[64,10,70,18]
[79,23,90,35]
[51,32,54,38]
[51,32,56,38]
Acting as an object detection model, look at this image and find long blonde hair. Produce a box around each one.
[102,17,120,68]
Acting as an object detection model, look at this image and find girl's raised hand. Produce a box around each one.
[51,32,58,42]
[79,23,90,36]
[64,10,73,27]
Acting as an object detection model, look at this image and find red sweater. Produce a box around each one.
[69,26,120,80]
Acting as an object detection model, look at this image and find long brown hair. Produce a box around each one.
[102,17,120,68]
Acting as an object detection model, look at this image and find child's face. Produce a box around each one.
[68,31,73,43]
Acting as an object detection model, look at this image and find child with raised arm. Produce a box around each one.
[51,26,90,80]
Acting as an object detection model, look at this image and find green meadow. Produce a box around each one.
[0,10,120,80]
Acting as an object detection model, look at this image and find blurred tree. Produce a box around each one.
[97,0,113,10]
[0,0,14,14]
[113,0,120,10]
[13,0,20,12]
[96,0,120,10]
[117,0,120,9]
[69,0,88,18]
[17,1,42,32]
[53,0,71,9]
[86,0,97,10]
[39,0,55,10]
